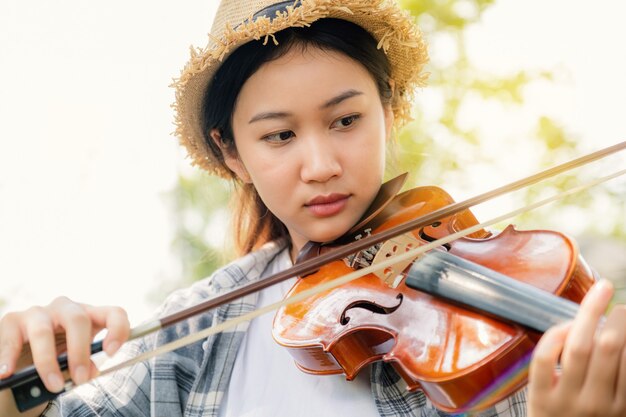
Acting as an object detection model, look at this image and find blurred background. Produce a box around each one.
[1,0,625,325]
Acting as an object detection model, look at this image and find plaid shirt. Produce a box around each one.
[43,241,527,417]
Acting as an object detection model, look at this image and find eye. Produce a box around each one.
[263,130,295,143]
[331,114,360,129]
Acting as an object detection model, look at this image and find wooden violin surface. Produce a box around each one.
[273,186,595,412]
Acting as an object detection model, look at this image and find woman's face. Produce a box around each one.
[225,46,393,254]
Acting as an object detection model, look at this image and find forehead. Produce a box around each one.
[233,46,379,117]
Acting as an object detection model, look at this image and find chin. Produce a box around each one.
[308,227,349,244]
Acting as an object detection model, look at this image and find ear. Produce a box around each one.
[210,129,252,183]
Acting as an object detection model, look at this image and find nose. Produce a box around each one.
[300,135,342,183]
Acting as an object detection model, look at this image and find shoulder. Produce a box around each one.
[130,240,288,361]
[155,239,289,317]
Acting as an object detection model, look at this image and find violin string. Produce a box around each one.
[95,167,626,380]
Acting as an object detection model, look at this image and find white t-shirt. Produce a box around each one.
[218,249,380,417]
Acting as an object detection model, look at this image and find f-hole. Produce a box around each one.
[419,221,451,251]
[340,293,403,325]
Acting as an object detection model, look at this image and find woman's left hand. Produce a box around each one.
[528,279,626,417]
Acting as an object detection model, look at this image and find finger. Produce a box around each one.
[23,307,65,393]
[88,359,100,380]
[51,298,94,386]
[85,305,130,356]
[616,340,626,411]
[581,305,626,405]
[529,322,571,395]
[0,313,24,377]
[560,279,613,389]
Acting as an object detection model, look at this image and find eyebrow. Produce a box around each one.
[248,111,291,124]
[320,89,363,109]
[248,89,364,124]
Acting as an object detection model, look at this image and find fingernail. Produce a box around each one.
[0,363,8,376]
[47,373,65,393]
[74,365,88,385]
[599,279,614,291]
[106,341,120,356]
[593,279,614,297]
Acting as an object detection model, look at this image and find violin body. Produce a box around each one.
[272,186,595,412]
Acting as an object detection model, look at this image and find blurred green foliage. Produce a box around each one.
[150,170,232,304]
[166,0,625,301]
[396,0,625,239]
[396,0,571,186]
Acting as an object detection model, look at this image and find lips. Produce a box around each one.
[305,193,350,217]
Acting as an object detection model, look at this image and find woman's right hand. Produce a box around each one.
[0,296,130,393]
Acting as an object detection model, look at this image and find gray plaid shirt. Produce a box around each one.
[43,241,527,417]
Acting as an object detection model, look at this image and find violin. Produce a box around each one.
[2,142,625,413]
[273,184,595,413]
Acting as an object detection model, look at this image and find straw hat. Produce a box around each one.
[172,0,429,177]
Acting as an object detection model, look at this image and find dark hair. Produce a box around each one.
[201,18,393,255]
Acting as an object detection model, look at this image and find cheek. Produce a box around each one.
[350,120,387,173]
[244,151,295,186]
[239,150,298,210]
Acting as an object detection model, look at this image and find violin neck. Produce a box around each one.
[405,251,579,332]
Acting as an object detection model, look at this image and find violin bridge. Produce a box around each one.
[345,242,382,270]
[371,233,419,288]
[345,228,379,269]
